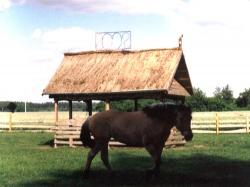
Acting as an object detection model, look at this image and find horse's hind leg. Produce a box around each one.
[101,141,113,175]
[83,142,102,178]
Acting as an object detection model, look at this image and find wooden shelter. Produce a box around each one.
[43,47,192,116]
[43,46,193,147]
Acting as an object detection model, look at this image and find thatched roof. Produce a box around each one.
[43,48,192,101]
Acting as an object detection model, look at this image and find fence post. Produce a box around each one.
[54,135,57,148]
[246,115,249,133]
[216,113,219,135]
[69,137,73,147]
[8,112,12,132]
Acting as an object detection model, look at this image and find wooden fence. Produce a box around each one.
[0,112,87,132]
[1,111,250,147]
[191,111,250,134]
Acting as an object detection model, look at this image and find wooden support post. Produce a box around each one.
[134,99,138,111]
[105,100,110,111]
[86,100,93,116]
[105,100,111,149]
[8,112,12,132]
[54,99,59,123]
[216,113,219,135]
[180,97,185,105]
[69,100,73,119]
[246,115,249,133]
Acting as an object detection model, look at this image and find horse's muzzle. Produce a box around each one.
[183,131,193,141]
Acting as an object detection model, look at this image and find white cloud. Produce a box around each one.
[0,0,25,11]
[0,0,11,11]
[0,30,31,101]
[0,27,95,102]
[32,27,95,52]
[20,0,250,24]
[21,0,183,15]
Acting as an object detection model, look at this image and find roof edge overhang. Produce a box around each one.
[175,54,193,95]
[163,51,183,91]
[44,89,188,101]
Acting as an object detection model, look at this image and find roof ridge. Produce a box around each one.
[64,47,182,56]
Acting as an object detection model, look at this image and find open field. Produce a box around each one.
[1,132,250,186]
[0,112,88,124]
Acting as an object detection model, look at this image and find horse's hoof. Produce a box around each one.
[145,169,159,181]
[145,169,153,177]
[108,171,115,178]
[83,170,90,179]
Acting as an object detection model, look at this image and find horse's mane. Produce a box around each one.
[142,103,191,119]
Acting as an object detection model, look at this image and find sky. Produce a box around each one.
[0,0,250,103]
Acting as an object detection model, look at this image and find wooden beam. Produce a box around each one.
[54,99,59,123]
[177,77,190,81]
[48,90,187,102]
[69,100,72,119]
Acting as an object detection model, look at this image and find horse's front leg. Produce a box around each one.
[145,143,164,178]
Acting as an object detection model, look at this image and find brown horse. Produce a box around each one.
[80,104,193,178]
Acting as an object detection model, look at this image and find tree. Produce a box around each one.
[6,102,17,113]
[213,85,236,110]
[186,88,208,111]
[207,97,227,111]
[94,101,105,112]
[111,100,134,111]
[111,99,158,112]
[214,85,234,103]
[236,88,250,108]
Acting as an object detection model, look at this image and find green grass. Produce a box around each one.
[1,132,250,187]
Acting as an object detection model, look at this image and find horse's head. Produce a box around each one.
[174,105,193,141]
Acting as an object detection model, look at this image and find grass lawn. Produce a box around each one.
[1,132,250,187]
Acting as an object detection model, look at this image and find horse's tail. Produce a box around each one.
[80,117,95,148]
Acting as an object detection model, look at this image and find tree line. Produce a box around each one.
[0,100,157,112]
[0,85,249,112]
[186,85,250,111]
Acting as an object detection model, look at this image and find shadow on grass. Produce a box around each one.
[39,139,54,147]
[18,152,250,187]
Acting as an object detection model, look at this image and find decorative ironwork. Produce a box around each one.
[178,34,183,49]
[95,31,131,50]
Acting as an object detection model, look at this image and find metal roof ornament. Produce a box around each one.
[178,34,183,49]
[95,31,131,51]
